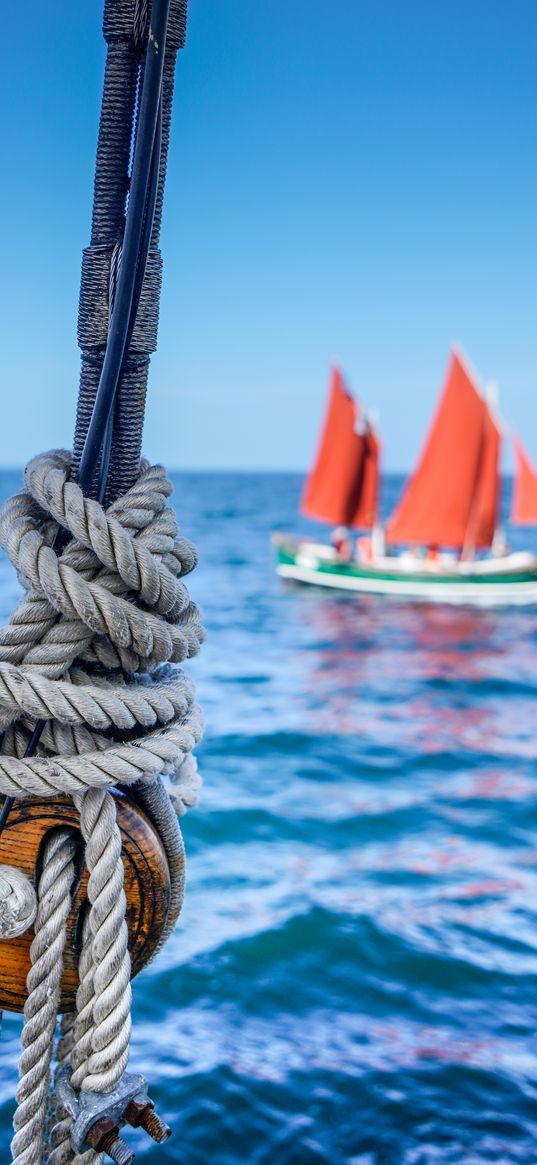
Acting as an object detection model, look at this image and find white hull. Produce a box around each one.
[274,539,537,607]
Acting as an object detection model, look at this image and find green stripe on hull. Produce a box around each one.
[276,548,537,587]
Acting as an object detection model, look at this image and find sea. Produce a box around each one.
[1,469,537,1164]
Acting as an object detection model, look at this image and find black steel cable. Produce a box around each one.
[77,0,170,496]
[98,97,163,497]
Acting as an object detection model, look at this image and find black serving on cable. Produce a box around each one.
[77,1,169,496]
[98,97,163,498]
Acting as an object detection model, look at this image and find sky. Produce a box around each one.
[0,1,536,472]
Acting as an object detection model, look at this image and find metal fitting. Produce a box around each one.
[86,1117,135,1164]
[56,1065,148,1155]
[124,1098,171,1143]
[55,1065,171,1157]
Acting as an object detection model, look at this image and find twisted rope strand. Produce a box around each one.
[0,452,204,803]
[11,830,78,1165]
[71,789,132,1093]
[0,458,199,679]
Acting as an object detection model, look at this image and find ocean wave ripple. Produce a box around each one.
[1,471,537,1163]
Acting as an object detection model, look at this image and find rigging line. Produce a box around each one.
[0,0,170,840]
[98,96,163,499]
[77,0,171,496]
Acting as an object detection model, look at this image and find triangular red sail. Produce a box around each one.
[301,367,376,529]
[511,437,537,524]
[386,351,487,549]
[468,407,501,549]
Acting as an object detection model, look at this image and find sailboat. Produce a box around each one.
[272,352,537,605]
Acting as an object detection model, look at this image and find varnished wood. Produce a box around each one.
[0,794,176,1013]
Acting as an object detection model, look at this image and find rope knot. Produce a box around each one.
[0,451,205,804]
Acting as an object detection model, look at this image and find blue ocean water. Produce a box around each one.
[1,469,537,1164]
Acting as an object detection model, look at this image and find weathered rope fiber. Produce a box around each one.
[1,451,204,1162]
[47,956,104,1165]
[11,830,78,1165]
[0,451,204,803]
[70,788,132,1094]
[0,865,37,939]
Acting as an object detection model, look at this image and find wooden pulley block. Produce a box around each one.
[0,792,177,1014]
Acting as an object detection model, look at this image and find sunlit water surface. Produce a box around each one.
[0,470,537,1164]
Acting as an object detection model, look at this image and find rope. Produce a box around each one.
[1,451,204,1161]
[0,452,204,801]
[47,982,103,1165]
[70,789,132,1094]
[0,866,37,939]
[11,830,78,1164]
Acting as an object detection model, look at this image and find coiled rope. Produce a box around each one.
[2,452,204,1163]
[0,451,204,802]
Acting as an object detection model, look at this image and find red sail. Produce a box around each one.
[386,351,488,549]
[301,367,377,529]
[511,437,537,524]
[351,424,380,529]
[468,408,501,549]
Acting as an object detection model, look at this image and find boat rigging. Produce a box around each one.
[273,350,537,605]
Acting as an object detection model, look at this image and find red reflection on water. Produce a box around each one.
[294,595,537,758]
[451,878,523,898]
[451,769,535,801]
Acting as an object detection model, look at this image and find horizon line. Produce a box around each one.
[0,463,517,478]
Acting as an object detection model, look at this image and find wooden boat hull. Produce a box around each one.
[273,538,537,606]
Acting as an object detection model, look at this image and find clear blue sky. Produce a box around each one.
[0,2,536,471]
